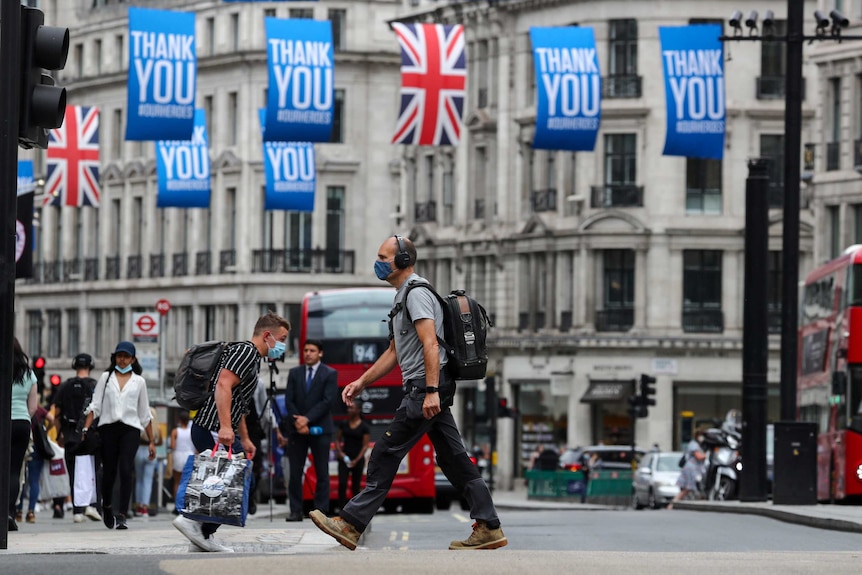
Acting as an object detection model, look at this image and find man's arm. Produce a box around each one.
[414,318,441,419]
[214,368,241,446]
[238,415,257,459]
[342,340,398,407]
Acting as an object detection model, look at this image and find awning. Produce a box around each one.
[579,380,632,403]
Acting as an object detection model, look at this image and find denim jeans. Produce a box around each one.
[134,445,157,508]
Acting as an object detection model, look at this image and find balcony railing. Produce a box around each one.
[414,201,437,223]
[84,258,99,281]
[219,250,236,273]
[127,255,142,279]
[43,261,60,283]
[827,142,840,171]
[682,309,724,333]
[195,251,211,275]
[251,248,355,274]
[172,253,188,277]
[595,308,634,332]
[603,75,642,99]
[474,198,486,219]
[756,76,806,100]
[105,256,120,280]
[531,189,557,213]
[590,185,643,208]
[63,258,82,282]
[150,254,164,278]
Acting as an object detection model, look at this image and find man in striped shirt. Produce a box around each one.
[173,311,290,553]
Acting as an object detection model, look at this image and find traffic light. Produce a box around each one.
[33,355,46,391]
[627,394,647,419]
[49,373,61,386]
[18,6,69,149]
[497,397,514,418]
[639,373,657,408]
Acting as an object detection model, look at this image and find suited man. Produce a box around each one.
[281,339,338,521]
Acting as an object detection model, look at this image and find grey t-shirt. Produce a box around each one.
[393,274,448,382]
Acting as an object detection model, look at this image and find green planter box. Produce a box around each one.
[525,469,586,499]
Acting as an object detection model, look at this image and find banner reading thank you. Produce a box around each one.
[265,18,334,143]
[157,109,211,208]
[126,7,196,141]
[530,27,601,151]
[259,109,315,211]
[659,25,725,160]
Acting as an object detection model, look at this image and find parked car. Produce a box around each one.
[559,445,644,472]
[632,451,682,509]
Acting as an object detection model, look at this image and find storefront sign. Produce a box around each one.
[651,358,678,375]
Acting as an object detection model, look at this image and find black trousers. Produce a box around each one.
[340,377,500,533]
[9,420,31,516]
[99,421,140,517]
[337,458,363,509]
[286,432,332,514]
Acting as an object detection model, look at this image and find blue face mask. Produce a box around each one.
[374,260,393,281]
[115,364,133,374]
[268,339,286,360]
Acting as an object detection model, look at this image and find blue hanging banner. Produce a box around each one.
[16,160,34,279]
[530,27,601,151]
[264,18,334,143]
[659,25,725,160]
[260,109,316,211]
[126,7,196,141]
[156,109,211,208]
[17,159,34,196]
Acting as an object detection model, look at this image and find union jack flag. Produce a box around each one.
[45,105,101,207]
[392,23,466,147]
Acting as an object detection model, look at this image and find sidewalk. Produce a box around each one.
[672,499,862,534]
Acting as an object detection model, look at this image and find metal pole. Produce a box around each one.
[741,158,770,502]
[780,0,804,422]
[0,0,22,551]
[159,314,166,399]
[486,376,497,493]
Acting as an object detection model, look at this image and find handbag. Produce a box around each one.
[31,419,55,460]
[65,418,102,456]
[39,440,71,499]
[176,446,252,527]
[678,454,687,468]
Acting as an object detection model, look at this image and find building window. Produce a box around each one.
[830,205,841,259]
[226,187,237,250]
[326,186,345,270]
[204,306,216,341]
[604,134,637,185]
[855,204,862,244]
[27,310,42,357]
[329,9,346,51]
[425,155,435,199]
[206,16,215,56]
[94,38,102,75]
[759,20,787,99]
[683,250,723,333]
[767,251,782,334]
[231,13,240,52]
[94,309,103,357]
[67,309,80,356]
[203,95,213,146]
[442,159,454,225]
[475,147,487,219]
[760,134,785,209]
[74,43,84,77]
[47,310,61,357]
[264,8,276,19]
[828,78,841,171]
[606,19,639,97]
[330,89,344,143]
[116,308,126,343]
[228,91,238,146]
[477,40,489,108]
[115,34,124,71]
[597,249,634,332]
[290,8,314,19]
[686,158,722,214]
[285,211,312,250]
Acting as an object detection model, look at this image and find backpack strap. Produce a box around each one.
[393,280,453,356]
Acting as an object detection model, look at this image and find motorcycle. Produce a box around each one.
[700,411,742,501]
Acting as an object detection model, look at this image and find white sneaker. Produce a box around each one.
[83,506,102,522]
[73,514,85,523]
[197,536,234,553]
[173,516,207,550]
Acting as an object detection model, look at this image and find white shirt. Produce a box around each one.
[86,371,152,431]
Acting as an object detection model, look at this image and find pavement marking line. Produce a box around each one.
[452,513,469,523]
[389,531,398,542]
[401,532,409,541]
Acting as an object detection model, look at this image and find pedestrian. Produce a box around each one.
[82,341,157,529]
[133,406,162,517]
[172,311,290,553]
[309,235,507,551]
[281,339,339,521]
[8,338,39,532]
[52,353,102,523]
[668,426,708,509]
[334,402,370,512]
[16,404,55,524]
[169,410,194,513]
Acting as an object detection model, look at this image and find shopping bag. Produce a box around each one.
[32,420,55,460]
[73,455,97,508]
[176,448,252,527]
[39,440,70,499]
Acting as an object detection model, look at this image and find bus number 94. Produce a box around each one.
[353,343,378,364]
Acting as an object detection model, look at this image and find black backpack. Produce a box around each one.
[393,280,493,381]
[57,376,96,429]
[173,341,229,410]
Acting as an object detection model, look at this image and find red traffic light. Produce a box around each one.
[34,356,45,369]
[49,374,61,386]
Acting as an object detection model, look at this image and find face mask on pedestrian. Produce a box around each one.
[115,364,133,374]
[267,333,286,360]
[374,259,393,281]
[697,435,705,443]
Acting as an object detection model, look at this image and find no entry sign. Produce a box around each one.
[156,298,171,316]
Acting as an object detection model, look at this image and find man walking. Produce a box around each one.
[173,311,290,552]
[281,339,338,521]
[310,235,507,551]
[52,353,101,523]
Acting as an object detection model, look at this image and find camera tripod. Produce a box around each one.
[258,359,285,521]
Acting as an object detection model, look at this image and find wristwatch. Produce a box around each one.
[82,427,88,433]
[425,386,439,394]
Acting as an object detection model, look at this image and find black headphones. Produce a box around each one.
[394,235,411,269]
[72,353,95,370]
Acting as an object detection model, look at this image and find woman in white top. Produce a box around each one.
[169,410,195,512]
[83,341,156,530]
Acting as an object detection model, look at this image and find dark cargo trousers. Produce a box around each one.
[340,379,500,533]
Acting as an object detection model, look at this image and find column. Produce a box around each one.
[634,248,647,329]
[545,250,556,329]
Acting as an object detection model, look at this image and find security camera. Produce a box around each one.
[830,9,850,28]
[762,10,775,29]
[729,10,743,29]
[814,10,830,31]
[745,10,758,29]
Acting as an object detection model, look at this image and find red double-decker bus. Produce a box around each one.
[799,245,862,501]
[296,288,435,513]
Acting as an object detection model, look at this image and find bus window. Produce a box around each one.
[850,264,862,307]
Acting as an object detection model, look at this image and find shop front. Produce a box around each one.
[580,379,635,446]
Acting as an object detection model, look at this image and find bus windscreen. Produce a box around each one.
[305,290,394,364]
